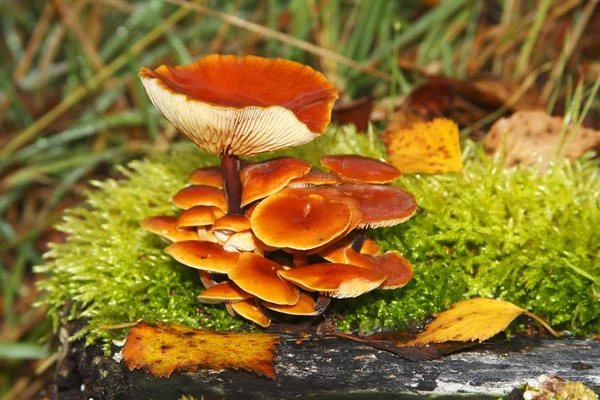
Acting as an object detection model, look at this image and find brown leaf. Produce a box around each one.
[122,321,281,379]
[402,298,560,346]
[485,111,600,170]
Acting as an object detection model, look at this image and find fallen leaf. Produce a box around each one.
[485,111,600,170]
[122,321,280,379]
[403,298,560,346]
[382,117,463,173]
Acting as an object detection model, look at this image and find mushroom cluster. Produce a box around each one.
[139,54,418,327]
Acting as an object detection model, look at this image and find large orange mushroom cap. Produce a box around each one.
[139,54,339,156]
[320,154,401,184]
[250,193,352,250]
[164,240,239,273]
[171,185,227,211]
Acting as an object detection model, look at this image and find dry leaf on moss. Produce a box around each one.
[382,117,463,173]
[485,111,600,170]
[122,321,280,379]
[402,298,560,346]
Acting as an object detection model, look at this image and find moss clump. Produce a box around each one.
[37,126,600,345]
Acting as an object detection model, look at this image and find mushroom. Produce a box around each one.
[223,231,260,253]
[277,263,386,299]
[343,249,414,289]
[141,216,199,243]
[286,168,340,188]
[227,253,300,305]
[250,192,353,250]
[262,292,320,316]
[320,154,401,184]
[164,240,239,273]
[176,205,225,229]
[139,54,338,215]
[171,185,227,211]
[229,298,271,328]
[212,214,251,244]
[188,166,223,188]
[197,281,252,304]
[317,233,381,263]
[240,157,311,207]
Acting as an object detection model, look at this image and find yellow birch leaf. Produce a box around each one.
[122,321,280,379]
[401,298,560,346]
[382,118,463,173]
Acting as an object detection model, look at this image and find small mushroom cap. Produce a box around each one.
[176,205,225,229]
[198,271,218,288]
[240,157,311,206]
[188,166,223,188]
[141,216,199,242]
[250,193,352,250]
[164,240,239,273]
[171,185,227,211]
[212,215,251,243]
[321,154,401,184]
[197,227,218,243]
[197,281,252,304]
[139,54,338,156]
[228,253,300,305]
[286,168,341,188]
[223,231,258,253]
[333,184,417,229]
[278,263,386,298]
[229,299,271,328]
[317,234,381,263]
[263,292,320,316]
[344,249,413,289]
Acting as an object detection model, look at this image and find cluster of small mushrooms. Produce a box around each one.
[139,55,417,327]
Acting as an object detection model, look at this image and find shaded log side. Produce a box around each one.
[46,335,599,400]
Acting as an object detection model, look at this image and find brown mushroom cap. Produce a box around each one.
[141,216,199,242]
[343,249,413,289]
[331,184,417,229]
[164,240,239,273]
[188,166,223,188]
[278,263,386,298]
[321,154,401,184]
[197,281,252,304]
[286,168,341,188]
[317,234,381,263]
[212,215,251,243]
[262,292,319,316]
[139,54,338,156]
[250,193,352,250]
[176,205,225,229]
[171,185,227,211]
[229,298,271,327]
[240,157,311,206]
[228,253,300,305]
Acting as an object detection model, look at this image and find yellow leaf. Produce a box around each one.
[382,118,463,173]
[122,321,280,379]
[401,298,560,346]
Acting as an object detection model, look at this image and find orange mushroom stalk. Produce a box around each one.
[139,54,338,215]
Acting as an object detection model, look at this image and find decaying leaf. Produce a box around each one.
[122,321,280,379]
[403,298,560,346]
[382,117,463,173]
[485,111,600,170]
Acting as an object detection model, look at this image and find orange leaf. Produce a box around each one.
[122,321,280,379]
[382,118,463,174]
[401,298,560,346]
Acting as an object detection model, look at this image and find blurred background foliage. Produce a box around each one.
[0,0,599,398]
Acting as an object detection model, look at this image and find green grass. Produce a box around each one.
[36,127,600,348]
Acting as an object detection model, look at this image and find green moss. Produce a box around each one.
[36,126,600,345]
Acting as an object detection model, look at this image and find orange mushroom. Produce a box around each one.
[141,216,198,243]
[250,192,352,250]
[164,240,239,273]
[197,281,252,304]
[139,54,338,214]
[176,205,225,229]
[262,292,320,316]
[286,168,341,188]
[343,248,414,289]
[229,298,271,327]
[212,214,251,244]
[240,157,311,206]
[278,263,386,298]
[171,185,227,211]
[320,154,401,184]
[317,233,381,263]
[228,253,299,305]
[188,166,223,188]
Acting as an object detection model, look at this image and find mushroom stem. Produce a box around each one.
[351,229,368,252]
[220,153,243,215]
